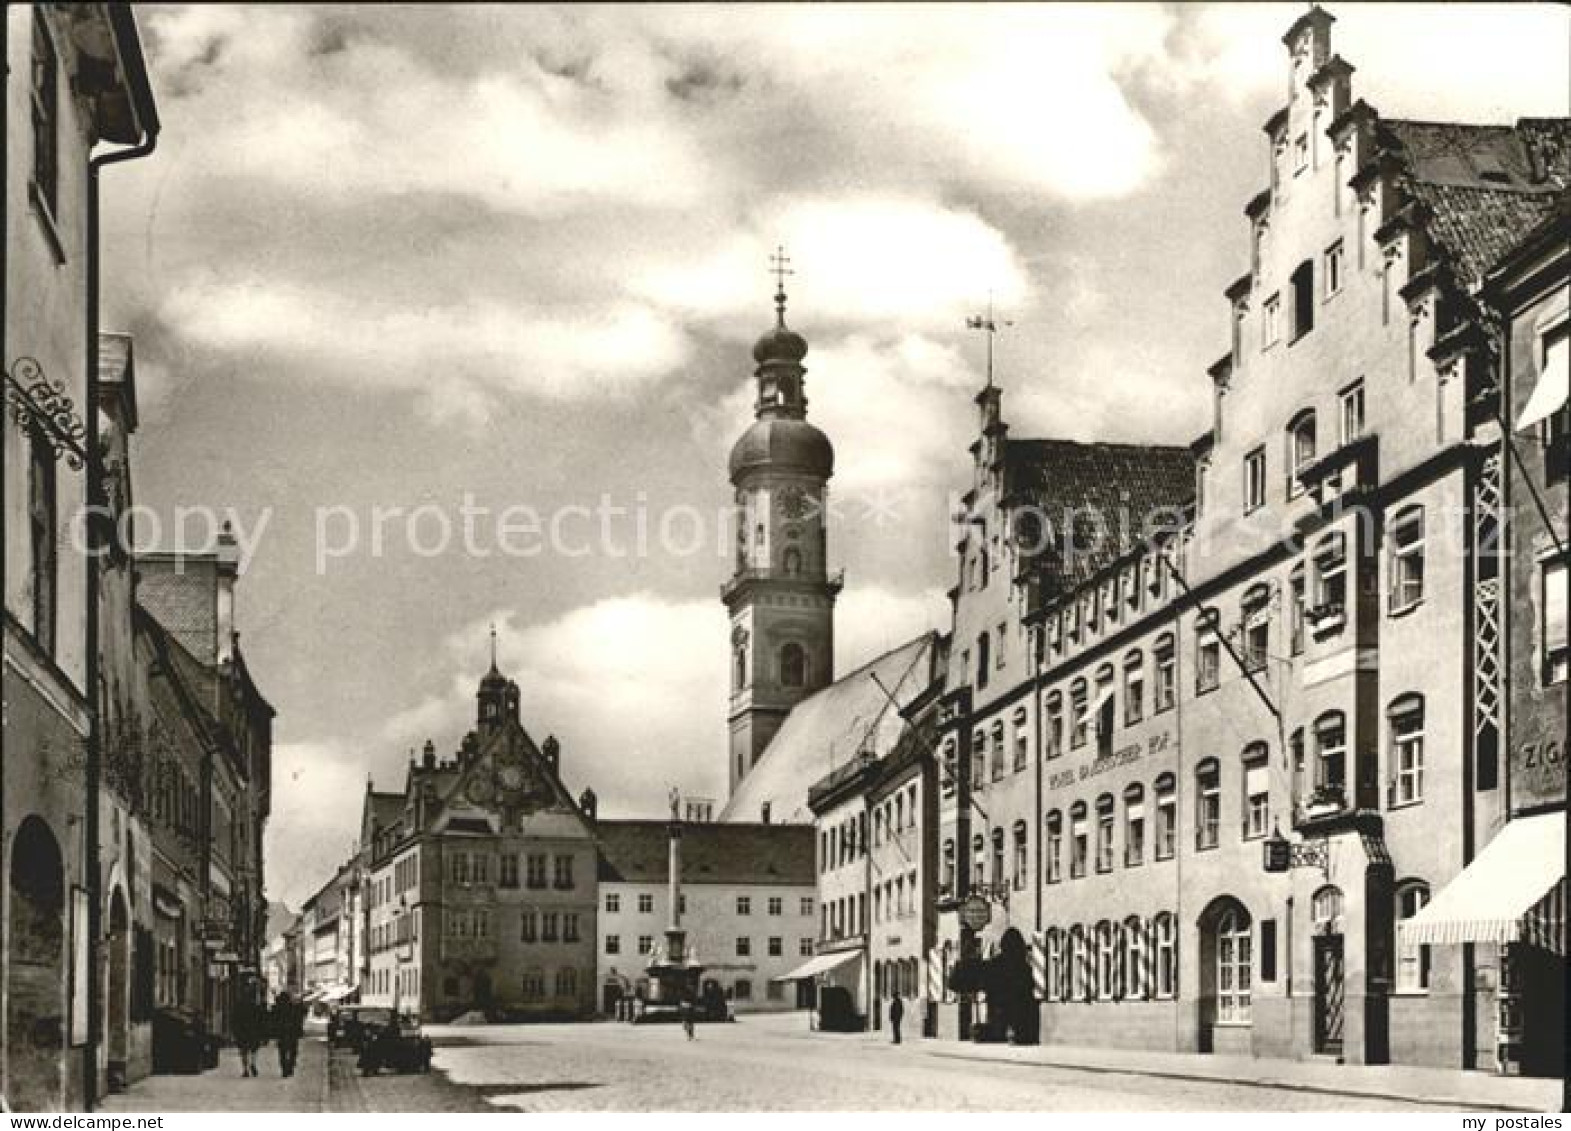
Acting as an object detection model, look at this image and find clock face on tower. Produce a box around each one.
[779,487,807,520]
[497,763,527,794]
[465,775,495,806]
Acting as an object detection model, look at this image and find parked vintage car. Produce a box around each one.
[151,1008,220,1074]
[329,1006,394,1051]
[356,1014,433,1075]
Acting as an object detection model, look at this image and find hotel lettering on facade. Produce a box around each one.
[929,8,1567,1073]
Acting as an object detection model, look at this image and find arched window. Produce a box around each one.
[1094,794,1115,873]
[1066,925,1085,1001]
[1154,773,1177,860]
[1124,650,1145,724]
[1070,679,1089,747]
[1395,880,1431,993]
[990,827,1005,885]
[1287,409,1317,495]
[1389,694,1425,805]
[1311,885,1344,934]
[1153,911,1177,999]
[780,642,807,688]
[1153,633,1177,712]
[1242,742,1271,840]
[1312,711,1346,803]
[971,834,985,886]
[1241,584,1271,673]
[782,546,802,577]
[1195,758,1221,850]
[1123,915,1147,1000]
[1196,607,1221,692]
[1012,707,1030,772]
[990,721,1006,781]
[1210,901,1253,1023]
[1123,783,1146,867]
[971,732,986,789]
[1095,920,1116,1000]
[1045,691,1065,759]
[1044,811,1063,884]
[1069,801,1089,879]
[1094,664,1116,757]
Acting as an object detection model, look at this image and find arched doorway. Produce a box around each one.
[1197,896,1252,1054]
[107,888,130,1084]
[1310,885,1345,1055]
[7,816,67,1111]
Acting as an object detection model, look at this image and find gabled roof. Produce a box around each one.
[1004,439,1196,592]
[1382,118,1571,289]
[719,633,937,825]
[596,821,815,886]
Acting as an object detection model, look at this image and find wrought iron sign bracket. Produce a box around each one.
[6,357,88,468]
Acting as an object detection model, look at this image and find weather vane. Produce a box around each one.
[770,245,793,325]
[965,292,1013,388]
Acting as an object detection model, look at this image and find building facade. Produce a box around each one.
[924,7,1568,1074]
[357,661,599,1022]
[595,821,816,1014]
[4,6,158,1110]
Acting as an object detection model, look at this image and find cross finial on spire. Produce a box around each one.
[769,245,793,326]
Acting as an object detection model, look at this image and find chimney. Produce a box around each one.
[543,736,560,775]
[760,801,771,825]
[215,521,240,665]
[578,788,598,822]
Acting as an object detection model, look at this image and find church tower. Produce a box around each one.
[722,252,839,796]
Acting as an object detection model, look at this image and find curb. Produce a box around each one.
[922,1049,1548,1114]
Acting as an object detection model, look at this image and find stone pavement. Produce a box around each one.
[747,1012,1564,1112]
[100,1034,500,1113]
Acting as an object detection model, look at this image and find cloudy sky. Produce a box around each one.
[104,3,1568,908]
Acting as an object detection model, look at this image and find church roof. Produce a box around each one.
[1003,439,1196,593]
[596,821,815,886]
[719,632,939,825]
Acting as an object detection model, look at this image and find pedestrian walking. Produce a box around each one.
[888,993,904,1045]
[233,984,267,1077]
[680,993,696,1041]
[271,990,305,1078]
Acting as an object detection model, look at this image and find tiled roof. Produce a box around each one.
[1004,439,1196,592]
[366,791,405,833]
[1383,118,1571,288]
[136,560,218,665]
[596,820,815,886]
[718,633,938,825]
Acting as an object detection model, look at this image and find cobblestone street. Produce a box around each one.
[98,1013,1562,1113]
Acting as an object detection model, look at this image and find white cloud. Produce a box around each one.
[160,278,692,408]
[264,741,374,907]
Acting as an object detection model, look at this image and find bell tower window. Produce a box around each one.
[780,642,807,688]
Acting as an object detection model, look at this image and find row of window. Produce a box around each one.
[871,783,921,846]
[873,869,921,923]
[605,934,813,959]
[604,892,811,917]
[443,907,585,943]
[367,966,418,1000]
[448,850,575,890]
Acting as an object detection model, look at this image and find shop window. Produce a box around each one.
[1388,694,1425,806]
[1388,506,1425,613]
[1045,929,1063,1003]
[1195,759,1221,851]
[1067,926,1087,1001]
[1242,746,1270,840]
[1211,902,1253,1024]
[1095,920,1116,1001]
[1395,881,1432,993]
[1123,915,1147,1000]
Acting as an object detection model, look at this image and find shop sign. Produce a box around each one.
[1049,730,1170,791]
[1512,739,1565,812]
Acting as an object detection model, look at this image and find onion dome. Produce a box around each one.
[729,416,835,480]
[753,324,808,365]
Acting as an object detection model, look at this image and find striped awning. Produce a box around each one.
[1402,812,1566,954]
